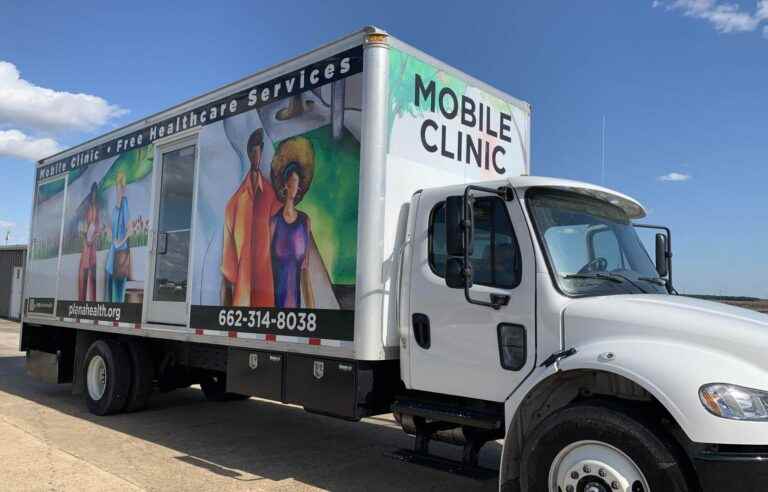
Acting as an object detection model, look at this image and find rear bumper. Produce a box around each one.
[694,447,768,492]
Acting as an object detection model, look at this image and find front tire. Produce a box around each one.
[83,339,132,416]
[520,403,691,492]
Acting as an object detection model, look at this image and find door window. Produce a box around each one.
[429,196,522,289]
[152,145,196,303]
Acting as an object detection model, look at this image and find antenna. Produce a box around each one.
[601,115,606,185]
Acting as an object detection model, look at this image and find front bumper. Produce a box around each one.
[694,446,768,492]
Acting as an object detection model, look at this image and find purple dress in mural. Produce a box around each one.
[270,210,309,308]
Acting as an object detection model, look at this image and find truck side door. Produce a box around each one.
[406,187,536,402]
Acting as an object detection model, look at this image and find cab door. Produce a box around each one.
[406,187,536,402]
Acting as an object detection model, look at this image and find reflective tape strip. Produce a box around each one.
[237,332,266,340]
[276,335,299,344]
[202,329,227,336]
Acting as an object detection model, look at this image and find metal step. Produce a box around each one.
[385,448,498,480]
[392,398,503,430]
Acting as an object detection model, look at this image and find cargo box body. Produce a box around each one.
[22,27,531,364]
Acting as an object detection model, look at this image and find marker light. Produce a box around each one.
[365,34,388,45]
[699,384,768,421]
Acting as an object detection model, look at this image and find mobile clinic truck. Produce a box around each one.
[21,27,767,491]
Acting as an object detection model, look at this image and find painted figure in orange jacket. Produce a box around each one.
[220,128,281,307]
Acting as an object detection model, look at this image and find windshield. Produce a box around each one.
[527,188,667,296]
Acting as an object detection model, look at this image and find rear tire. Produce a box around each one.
[520,403,691,492]
[83,339,132,416]
[123,339,154,412]
[200,372,249,402]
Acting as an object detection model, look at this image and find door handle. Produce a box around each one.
[157,232,168,255]
[412,313,431,349]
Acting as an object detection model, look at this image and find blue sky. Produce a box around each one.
[1,1,766,297]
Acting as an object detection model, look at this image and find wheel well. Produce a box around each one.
[501,369,699,490]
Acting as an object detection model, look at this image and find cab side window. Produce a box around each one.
[429,196,522,289]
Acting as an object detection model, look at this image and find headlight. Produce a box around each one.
[699,383,768,421]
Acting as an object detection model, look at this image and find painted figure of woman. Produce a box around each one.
[270,137,315,309]
[106,172,131,302]
[78,183,99,301]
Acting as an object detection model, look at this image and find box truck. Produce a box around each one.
[21,27,767,491]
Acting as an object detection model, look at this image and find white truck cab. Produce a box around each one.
[396,176,768,491]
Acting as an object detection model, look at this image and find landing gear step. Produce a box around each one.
[385,449,498,480]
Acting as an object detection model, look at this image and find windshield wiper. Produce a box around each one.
[563,272,648,293]
[562,273,623,283]
[602,271,649,293]
[638,276,667,286]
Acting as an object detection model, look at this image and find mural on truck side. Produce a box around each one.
[25,46,364,338]
[189,71,363,341]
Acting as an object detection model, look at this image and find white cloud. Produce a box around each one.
[759,0,768,18]
[655,0,768,34]
[0,61,127,133]
[658,171,692,182]
[0,129,61,161]
[0,220,16,229]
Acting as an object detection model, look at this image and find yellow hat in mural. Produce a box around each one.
[271,136,315,205]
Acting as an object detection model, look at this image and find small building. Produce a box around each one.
[0,245,26,320]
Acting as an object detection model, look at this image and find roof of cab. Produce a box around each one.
[508,176,646,219]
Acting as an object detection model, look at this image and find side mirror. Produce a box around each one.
[655,233,668,277]
[445,196,472,257]
[446,257,473,289]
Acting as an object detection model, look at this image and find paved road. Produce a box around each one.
[0,320,500,491]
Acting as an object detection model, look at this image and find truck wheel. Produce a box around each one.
[200,372,249,402]
[520,403,690,492]
[123,339,154,412]
[83,339,132,416]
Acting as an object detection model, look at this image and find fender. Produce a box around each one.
[499,340,768,488]
[556,338,768,445]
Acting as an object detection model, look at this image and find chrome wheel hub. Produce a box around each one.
[86,355,107,401]
[548,440,649,492]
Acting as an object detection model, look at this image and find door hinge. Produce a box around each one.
[540,347,577,369]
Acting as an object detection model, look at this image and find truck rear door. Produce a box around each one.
[406,187,536,402]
